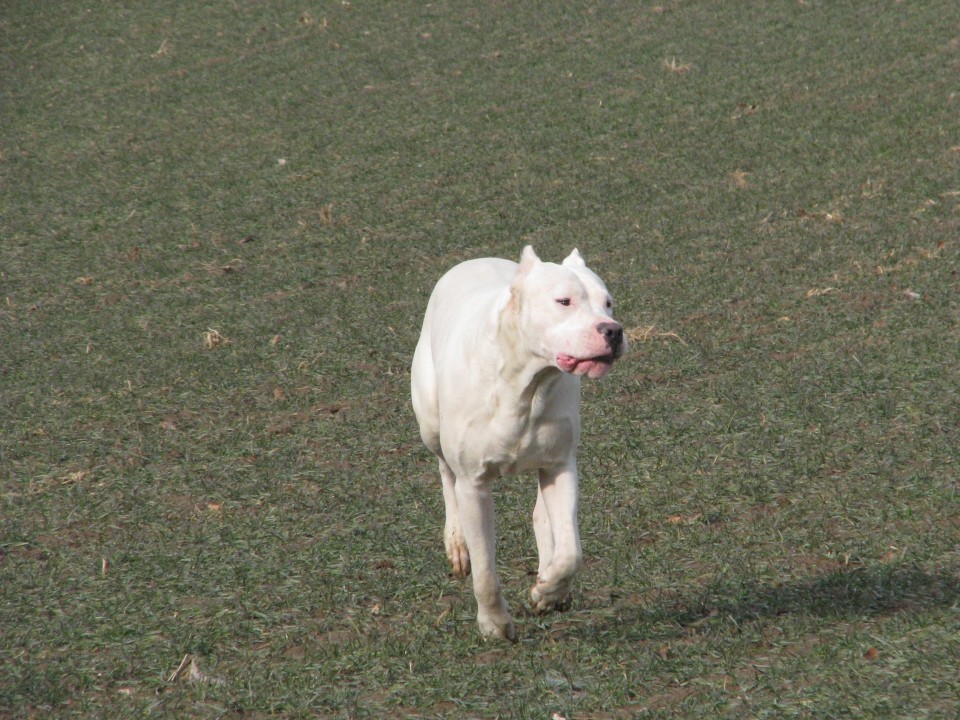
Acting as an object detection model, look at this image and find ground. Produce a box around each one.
[1,1,958,718]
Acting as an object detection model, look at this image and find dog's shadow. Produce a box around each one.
[590,562,960,637]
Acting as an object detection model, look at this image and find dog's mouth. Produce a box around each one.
[556,353,617,379]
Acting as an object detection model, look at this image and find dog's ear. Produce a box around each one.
[518,245,540,275]
[562,248,586,268]
[507,246,540,313]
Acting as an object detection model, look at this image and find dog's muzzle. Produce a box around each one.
[597,321,625,357]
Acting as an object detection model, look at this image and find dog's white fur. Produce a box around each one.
[411,246,625,640]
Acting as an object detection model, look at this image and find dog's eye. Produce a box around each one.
[606,298,613,310]
[556,298,572,307]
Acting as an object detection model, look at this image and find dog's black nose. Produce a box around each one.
[597,322,624,355]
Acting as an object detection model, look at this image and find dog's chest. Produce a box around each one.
[481,384,579,475]
[506,415,576,474]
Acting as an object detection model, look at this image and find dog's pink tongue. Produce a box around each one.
[556,353,613,379]
[582,359,613,378]
[556,354,580,373]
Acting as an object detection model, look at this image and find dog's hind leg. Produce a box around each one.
[440,458,471,579]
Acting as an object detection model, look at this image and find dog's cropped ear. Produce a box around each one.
[518,245,540,275]
[507,246,540,313]
[562,248,586,268]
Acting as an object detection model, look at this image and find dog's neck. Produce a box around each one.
[494,296,568,409]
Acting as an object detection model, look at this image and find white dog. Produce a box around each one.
[411,246,625,641]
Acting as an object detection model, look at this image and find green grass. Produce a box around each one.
[2,1,959,717]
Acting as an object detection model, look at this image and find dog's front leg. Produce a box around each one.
[532,480,554,578]
[530,464,582,613]
[455,476,516,642]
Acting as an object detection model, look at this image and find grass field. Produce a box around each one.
[2,1,959,717]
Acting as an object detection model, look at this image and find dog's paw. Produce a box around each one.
[530,582,572,614]
[445,540,471,579]
[478,610,517,643]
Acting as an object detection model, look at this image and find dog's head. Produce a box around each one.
[510,245,625,379]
